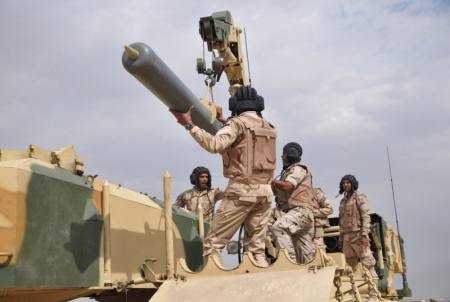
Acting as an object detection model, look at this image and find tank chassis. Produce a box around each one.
[0,10,414,302]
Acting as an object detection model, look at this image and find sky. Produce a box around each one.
[1,0,449,300]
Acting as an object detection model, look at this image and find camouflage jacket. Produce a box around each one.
[190,111,276,197]
[312,188,333,228]
[338,192,371,241]
[174,186,224,222]
[277,163,314,211]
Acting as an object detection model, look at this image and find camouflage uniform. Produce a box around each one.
[268,205,285,244]
[272,163,316,264]
[339,193,378,279]
[175,186,224,222]
[190,111,276,267]
[312,188,333,250]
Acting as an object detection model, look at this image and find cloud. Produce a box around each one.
[1,0,449,299]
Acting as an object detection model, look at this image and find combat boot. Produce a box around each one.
[203,248,223,266]
[252,253,269,267]
[367,269,379,302]
[367,288,379,302]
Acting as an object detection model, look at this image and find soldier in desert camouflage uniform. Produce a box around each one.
[271,143,316,264]
[170,86,277,267]
[312,188,333,250]
[338,175,379,302]
[175,166,224,222]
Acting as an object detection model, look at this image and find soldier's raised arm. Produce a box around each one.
[170,105,243,154]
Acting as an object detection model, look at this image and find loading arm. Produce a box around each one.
[197,11,248,96]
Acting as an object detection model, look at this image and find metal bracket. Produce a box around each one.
[199,78,217,124]
[308,264,324,274]
[140,258,165,284]
[51,145,84,175]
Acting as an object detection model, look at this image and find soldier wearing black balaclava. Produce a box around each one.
[174,167,223,222]
[271,142,317,264]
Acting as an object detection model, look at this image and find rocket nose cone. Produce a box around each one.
[124,45,140,60]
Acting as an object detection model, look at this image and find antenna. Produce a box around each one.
[386,146,401,235]
[386,146,410,295]
[244,28,251,86]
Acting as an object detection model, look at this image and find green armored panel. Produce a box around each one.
[152,198,209,272]
[0,159,101,288]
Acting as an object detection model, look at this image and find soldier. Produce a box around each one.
[312,188,333,251]
[271,143,316,264]
[338,175,379,302]
[170,86,276,267]
[174,166,224,222]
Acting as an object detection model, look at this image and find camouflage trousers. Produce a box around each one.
[272,206,316,264]
[203,195,272,267]
[343,235,377,278]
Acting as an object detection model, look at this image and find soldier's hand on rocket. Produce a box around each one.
[170,106,193,126]
[338,241,343,251]
[215,105,227,124]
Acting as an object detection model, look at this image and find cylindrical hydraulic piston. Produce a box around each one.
[122,42,222,135]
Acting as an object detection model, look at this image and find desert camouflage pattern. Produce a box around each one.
[273,163,316,263]
[312,188,333,228]
[190,111,277,197]
[339,192,378,300]
[191,111,275,267]
[312,188,333,250]
[268,206,285,225]
[338,192,371,239]
[277,163,314,211]
[342,232,378,278]
[203,195,272,267]
[272,207,315,263]
[268,206,285,245]
[175,186,224,222]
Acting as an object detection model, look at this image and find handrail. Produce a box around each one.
[0,253,13,258]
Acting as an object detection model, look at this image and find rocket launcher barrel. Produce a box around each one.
[122,42,221,134]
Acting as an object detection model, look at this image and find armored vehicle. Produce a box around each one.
[0,10,415,302]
